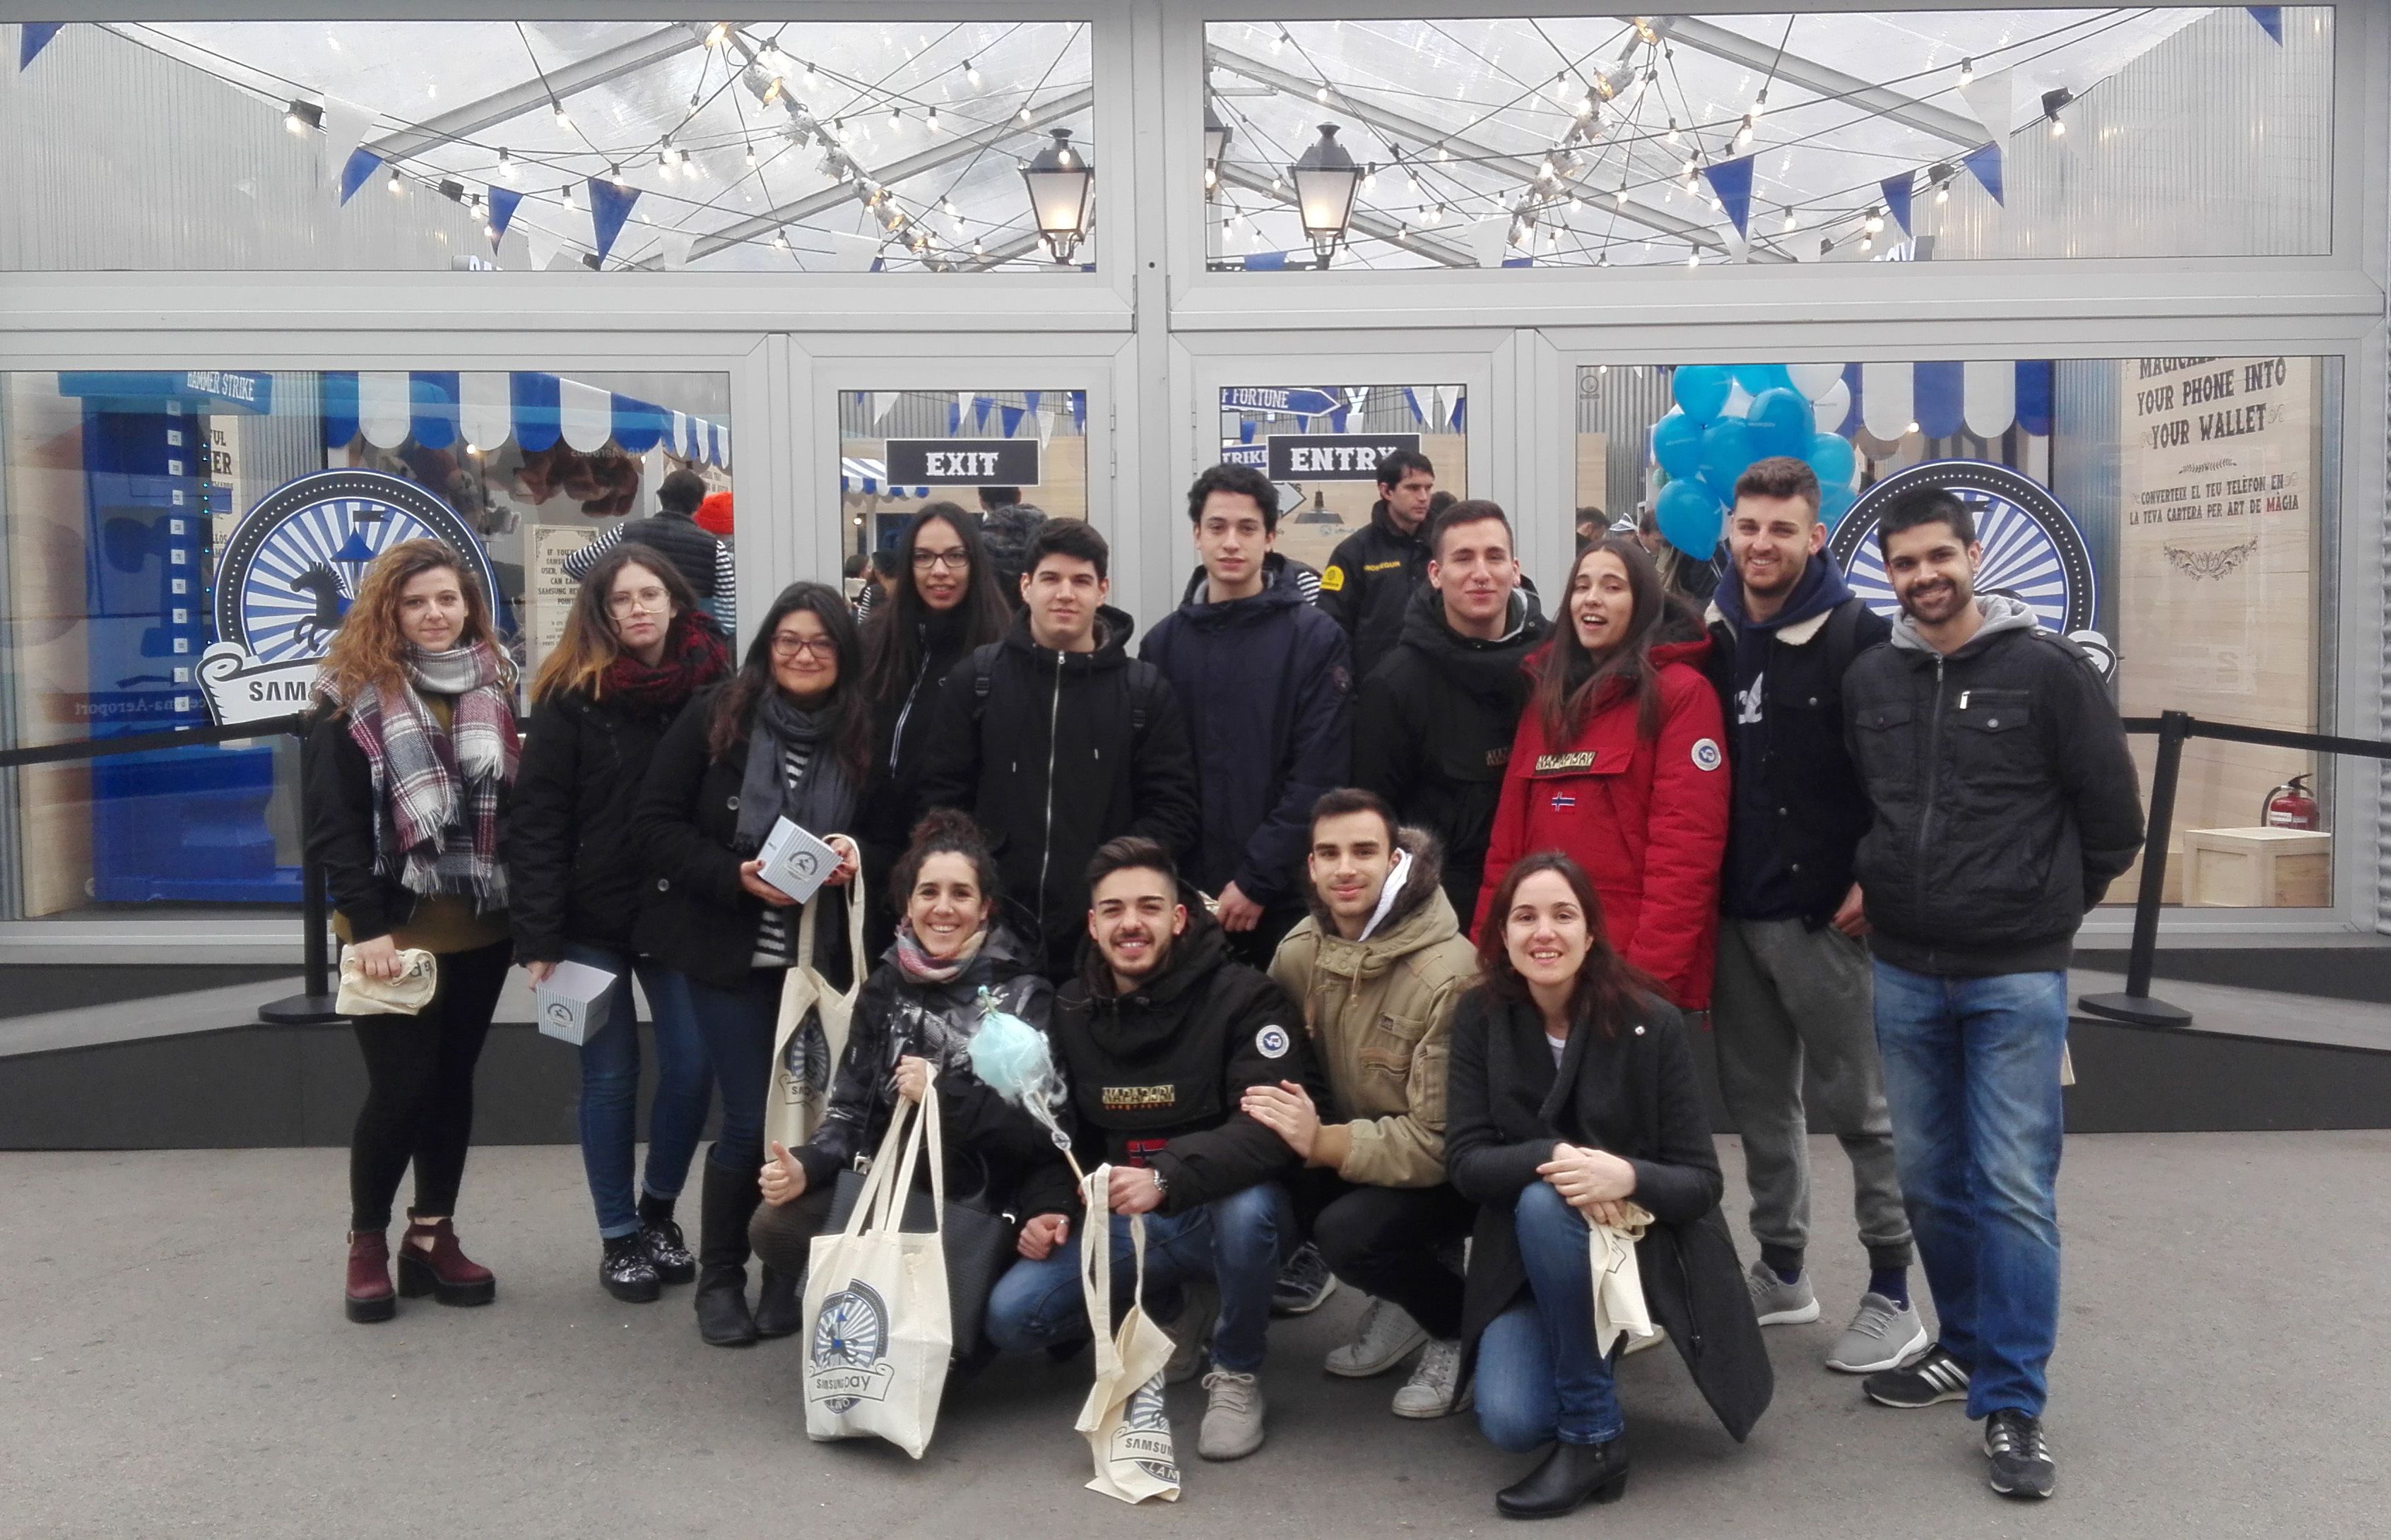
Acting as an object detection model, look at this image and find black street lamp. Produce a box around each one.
[1291,123,1362,263]
[1020,128,1094,263]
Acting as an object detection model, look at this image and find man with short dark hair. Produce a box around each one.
[984,837,1326,1463]
[976,486,1046,615]
[1701,456,1920,1379]
[1319,447,1436,678]
[1353,499,1547,924]
[917,521,1200,977]
[563,466,735,614]
[1143,464,1353,969]
[1841,489,2144,1502]
[1253,788,1480,1420]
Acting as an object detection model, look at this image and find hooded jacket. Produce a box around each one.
[1320,499,1432,680]
[1842,594,2144,977]
[1475,636,1730,1009]
[1267,828,1480,1188]
[915,607,1201,978]
[1354,585,1550,923]
[1042,908,1324,1218]
[1140,555,1353,909]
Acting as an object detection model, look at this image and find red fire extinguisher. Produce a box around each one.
[2262,774,2318,830]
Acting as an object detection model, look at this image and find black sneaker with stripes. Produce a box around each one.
[1984,1409,2056,1499]
[1861,1343,1972,1408]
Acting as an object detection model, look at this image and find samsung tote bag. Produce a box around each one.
[765,870,866,1154]
[1073,1164,1182,1505]
[801,1068,952,1459]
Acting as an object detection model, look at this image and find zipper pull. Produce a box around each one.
[1959,689,1971,710]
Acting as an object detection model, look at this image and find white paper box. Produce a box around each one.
[756,817,839,906]
[535,959,618,1046]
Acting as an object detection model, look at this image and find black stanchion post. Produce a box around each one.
[2078,709,2194,1028]
[259,716,341,1026]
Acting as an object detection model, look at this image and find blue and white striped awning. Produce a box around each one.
[1824,362,2053,442]
[841,458,929,498]
[321,371,731,469]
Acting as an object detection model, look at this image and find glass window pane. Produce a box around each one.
[837,389,1089,587]
[1,20,1092,272]
[1205,11,2332,270]
[1215,384,1465,576]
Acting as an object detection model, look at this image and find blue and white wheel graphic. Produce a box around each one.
[810,1281,889,1412]
[213,470,496,665]
[1829,460,2096,636]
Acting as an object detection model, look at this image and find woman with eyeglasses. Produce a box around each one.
[855,503,1013,954]
[633,581,868,1346]
[509,545,731,1305]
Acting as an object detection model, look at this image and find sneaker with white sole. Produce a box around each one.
[1162,1276,1218,1386]
[1270,1242,1340,1316]
[1198,1368,1267,1460]
[1325,1296,1428,1378]
[1746,1257,1822,1325]
[1390,1337,1470,1418]
[1825,1291,1929,1374]
[1862,1342,1972,1408]
[1985,1408,2056,1499]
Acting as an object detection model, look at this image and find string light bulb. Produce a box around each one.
[890,105,903,129]
[1685,246,1700,268]
[926,105,940,132]
[386,167,404,196]
[552,102,571,130]
[745,142,757,167]
[1936,179,1951,203]
[964,58,981,88]
[1316,84,1330,104]
[802,61,819,93]
[1666,117,1681,145]
[497,148,517,180]
[1959,57,1975,85]
[1865,208,1884,234]
[562,184,577,210]
[1018,106,1033,124]
[1271,30,1289,54]
[772,228,789,249]
[706,22,729,47]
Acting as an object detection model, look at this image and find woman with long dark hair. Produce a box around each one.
[307,539,518,1325]
[1447,852,1769,1519]
[856,503,1013,946]
[511,544,731,1303]
[632,581,866,1346]
[1474,537,1729,1009]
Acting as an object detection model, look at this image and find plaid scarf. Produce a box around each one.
[334,640,519,910]
[600,610,729,713]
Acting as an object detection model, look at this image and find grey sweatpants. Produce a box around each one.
[1712,916,1913,1275]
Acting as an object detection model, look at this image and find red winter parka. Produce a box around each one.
[1473,638,1730,1009]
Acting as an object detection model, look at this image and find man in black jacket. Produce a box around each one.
[564,469,734,623]
[1143,463,1353,966]
[1841,489,2144,1503]
[1318,447,1435,679]
[1699,458,1921,1378]
[916,520,1201,978]
[984,838,1323,1464]
[1354,498,1547,924]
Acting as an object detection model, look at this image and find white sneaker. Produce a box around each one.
[1825,1291,1929,1374]
[1198,1368,1266,1460]
[1324,1296,1428,1379]
[1390,1337,1470,1418]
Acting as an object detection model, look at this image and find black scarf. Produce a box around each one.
[732,689,859,855]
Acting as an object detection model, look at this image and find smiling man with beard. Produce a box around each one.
[1839,488,2142,1503]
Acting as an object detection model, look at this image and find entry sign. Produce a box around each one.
[1265,432,1419,482]
[885,437,1041,487]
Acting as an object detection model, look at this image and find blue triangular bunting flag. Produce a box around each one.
[1879,174,1914,237]
[588,178,640,267]
[1070,391,1086,433]
[1701,154,1756,237]
[1022,390,1041,417]
[1451,396,1467,432]
[486,186,522,245]
[1404,386,1425,427]
[20,23,63,69]
[1239,418,1256,444]
[338,148,383,204]
[1962,143,2005,206]
[947,401,962,434]
[2247,6,2284,43]
[999,404,1024,437]
[973,395,993,430]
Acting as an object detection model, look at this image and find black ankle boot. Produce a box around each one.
[638,1192,696,1286]
[1496,1433,1630,1520]
[695,1159,760,1347]
[752,1266,803,1338]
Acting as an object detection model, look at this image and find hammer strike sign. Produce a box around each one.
[1265,432,1420,481]
[884,437,1041,486]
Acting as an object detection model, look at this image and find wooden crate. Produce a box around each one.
[2180,827,2332,908]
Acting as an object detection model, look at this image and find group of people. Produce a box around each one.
[307,444,2142,1517]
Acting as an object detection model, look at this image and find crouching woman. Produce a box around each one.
[1446,851,1771,1520]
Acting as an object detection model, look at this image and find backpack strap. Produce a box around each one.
[1824,596,1867,694]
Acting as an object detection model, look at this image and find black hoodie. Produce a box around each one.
[915,606,1202,978]
[1320,499,1434,680]
[1353,584,1550,924]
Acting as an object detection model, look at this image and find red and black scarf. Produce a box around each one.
[601,610,731,713]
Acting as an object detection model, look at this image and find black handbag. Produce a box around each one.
[826,1154,1014,1358]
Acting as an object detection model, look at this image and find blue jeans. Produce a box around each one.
[1475,1180,1625,1451]
[984,1180,1292,1373]
[1871,960,2068,1419]
[678,967,783,1178]
[568,944,713,1240]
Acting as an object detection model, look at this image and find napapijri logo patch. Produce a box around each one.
[1102,1085,1176,1110]
[1691,738,1724,772]
[1256,1025,1291,1059]
[1535,751,1597,774]
[1487,746,1511,767]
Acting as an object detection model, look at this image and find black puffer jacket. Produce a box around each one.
[793,924,1068,1227]
[1843,596,2144,976]
[1446,985,1772,1443]
[856,612,988,898]
[1354,584,1549,923]
[914,608,1201,977]
[1037,911,1323,1219]
[1319,500,1433,680]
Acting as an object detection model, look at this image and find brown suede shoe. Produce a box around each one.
[346,1231,396,1324]
[398,1214,496,1306]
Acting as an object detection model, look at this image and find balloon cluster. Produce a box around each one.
[1650,364,1861,558]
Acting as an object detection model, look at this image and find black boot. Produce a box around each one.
[638,1191,696,1286]
[753,1266,803,1338]
[695,1159,761,1347]
[1496,1433,1630,1520]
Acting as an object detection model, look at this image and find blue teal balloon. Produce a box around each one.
[1655,477,1723,557]
[1672,364,1732,424]
[1733,363,1793,398]
[1745,387,1812,461]
[1653,410,1704,480]
[1700,417,1752,489]
[1807,432,1857,488]
[1818,482,1856,528]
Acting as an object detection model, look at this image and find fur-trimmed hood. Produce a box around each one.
[1300,824,1450,952]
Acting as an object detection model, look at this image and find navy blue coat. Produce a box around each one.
[1140,555,1353,909]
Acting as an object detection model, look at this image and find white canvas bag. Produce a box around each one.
[765,868,866,1154]
[1073,1164,1182,1505]
[1589,1201,1659,1358]
[801,1068,953,1458]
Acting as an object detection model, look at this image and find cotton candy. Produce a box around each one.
[967,987,1071,1152]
